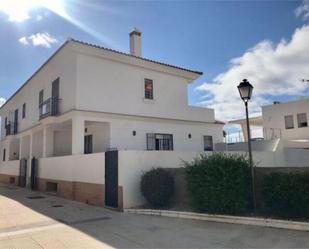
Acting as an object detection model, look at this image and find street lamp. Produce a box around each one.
[237,79,256,211]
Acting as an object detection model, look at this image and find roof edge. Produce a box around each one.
[69,38,203,76]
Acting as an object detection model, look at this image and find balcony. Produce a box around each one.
[39,97,60,119]
[5,122,18,136]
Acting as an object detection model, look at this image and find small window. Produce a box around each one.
[144,79,153,99]
[285,115,294,129]
[146,133,173,151]
[4,117,7,126]
[297,113,307,128]
[203,136,213,151]
[22,103,26,119]
[39,90,44,105]
[3,149,6,161]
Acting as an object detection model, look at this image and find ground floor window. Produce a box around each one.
[203,135,213,151]
[146,133,173,151]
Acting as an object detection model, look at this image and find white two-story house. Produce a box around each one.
[0,29,223,207]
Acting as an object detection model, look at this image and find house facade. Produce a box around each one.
[262,98,309,142]
[215,97,309,169]
[0,30,223,207]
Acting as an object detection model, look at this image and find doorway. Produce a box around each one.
[84,135,93,154]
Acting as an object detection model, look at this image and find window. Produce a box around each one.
[297,113,307,128]
[203,136,213,151]
[144,78,153,99]
[285,115,294,129]
[2,149,5,162]
[4,117,7,126]
[146,133,173,151]
[39,90,44,105]
[22,103,26,119]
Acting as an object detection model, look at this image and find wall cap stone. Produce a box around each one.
[124,209,309,231]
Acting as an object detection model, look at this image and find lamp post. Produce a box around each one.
[237,79,256,211]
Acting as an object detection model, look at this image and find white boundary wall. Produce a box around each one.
[117,150,309,208]
[118,151,203,208]
[38,153,105,184]
[0,160,19,176]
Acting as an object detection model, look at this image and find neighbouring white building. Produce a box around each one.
[0,29,224,209]
[216,97,309,168]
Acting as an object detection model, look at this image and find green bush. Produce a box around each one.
[140,168,175,208]
[185,153,253,215]
[262,172,309,219]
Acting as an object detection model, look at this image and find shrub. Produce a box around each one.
[262,172,309,219]
[185,153,253,215]
[140,168,175,208]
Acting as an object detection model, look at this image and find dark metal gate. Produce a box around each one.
[105,150,118,208]
[30,157,39,190]
[19,159,27,187]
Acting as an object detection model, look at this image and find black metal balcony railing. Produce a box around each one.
[39,97,60,119]
[5,122,17,136]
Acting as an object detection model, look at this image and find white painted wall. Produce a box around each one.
[110,117,222,151]
[0,40,222,156]
[85,122,110,153]
[0,46,77,139]
[77,112,223,151]
[118,151,202,208]
[0,160,19,176]
[38,153,105,184]
[32,130,43,158]
[75,51,215,123]
[118,149,309,208]
[262,98,309,140]
[53,130,72,156]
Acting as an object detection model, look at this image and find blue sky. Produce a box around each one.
[0,0,309,134]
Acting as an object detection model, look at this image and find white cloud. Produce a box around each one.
[18,33,58,48]
[36,15,43,21]
[196,25,309,122]
[0,98,6,107]
[18,37,29,46]
[295,0,309,21]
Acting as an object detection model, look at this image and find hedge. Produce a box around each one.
[185,153,253,215]
[140,168,175,208]
[262,172,309,219]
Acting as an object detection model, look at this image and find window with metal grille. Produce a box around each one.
[297,113,307,128]
[22,103,26,119]
[203,136,213,151]
[144,79,153,99]
[146,133,173,151]
[284,115,294,129]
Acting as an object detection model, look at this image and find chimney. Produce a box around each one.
[130,28,142,57]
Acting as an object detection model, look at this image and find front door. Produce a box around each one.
[84,135,93,154]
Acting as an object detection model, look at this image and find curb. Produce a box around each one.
[124,209,309,232]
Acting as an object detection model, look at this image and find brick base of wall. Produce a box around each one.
[37,178,123,210]
[0,174,19,185]
[0,174,124,210]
